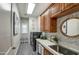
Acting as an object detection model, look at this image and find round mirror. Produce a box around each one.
[60,17,79,37]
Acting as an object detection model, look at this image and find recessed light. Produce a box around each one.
[27,3,35,14]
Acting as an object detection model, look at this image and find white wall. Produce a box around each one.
[0,10,11,52]
[0,4,11,54]
[8,4,21,55]
[29,16,40,32]
[28,16,40,44]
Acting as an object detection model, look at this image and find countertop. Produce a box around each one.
[59,42,79,54]
[36,39,62,55]
[36,39,79,55]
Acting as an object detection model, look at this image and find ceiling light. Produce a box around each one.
[27,3,35,14]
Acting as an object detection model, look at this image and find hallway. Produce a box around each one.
[0,3,50,55]
[17,42,36,55]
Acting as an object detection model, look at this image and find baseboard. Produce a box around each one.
[5,47,12,55]
[15,42,20,55]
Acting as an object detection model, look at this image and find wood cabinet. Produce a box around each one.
[50,3,62,15]
[37,42,53,55]
[43,47,53,55]
[44,12,50,32]
[38,44,44,55]
[40,3,79,32]
[40,15,45,32]
[45,15,57,32]
[50,18,57,32]
[40,10,57,32]
[61,3,77,11]
[50,3,79,18]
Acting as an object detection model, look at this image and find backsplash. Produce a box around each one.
[45,32,57,41]
[57,11,79,50]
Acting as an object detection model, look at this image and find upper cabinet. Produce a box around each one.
[40,15,45,32]
[44,10,51,32]
[44,14,57,32]
[50,3,79,18]
[40,10,57,32]
[61,3,77,11]
[40,3,79,32]
[50,18,57,32]
[50,3,62,17]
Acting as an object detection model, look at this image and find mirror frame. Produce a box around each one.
[60,17,79,38]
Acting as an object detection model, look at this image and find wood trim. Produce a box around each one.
[60,17,79,38]
[40,3,54,16]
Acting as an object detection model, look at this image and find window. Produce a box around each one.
[22,24,27,33]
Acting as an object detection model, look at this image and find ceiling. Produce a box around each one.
[16,3,51,18]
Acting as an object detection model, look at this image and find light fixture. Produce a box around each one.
[0,3,11,11]
[27,3,35,14]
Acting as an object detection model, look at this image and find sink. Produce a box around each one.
[49,45,78,55]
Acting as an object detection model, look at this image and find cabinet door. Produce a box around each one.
[45,14,50,32]
[50,3,62,15]
[44,48,53,55]
[50,3,62,18]
[61,3,78,11]
[50,18,57,32]
[45,16,57,32]
[40,16,45,32]
[38,44,44,55]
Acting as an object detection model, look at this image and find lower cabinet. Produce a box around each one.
[38,44,44,55]
[36,41,44,55]
[36,41,53,55]
[43,47,53,55]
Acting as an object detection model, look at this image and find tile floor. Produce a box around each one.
[17,42,36,55]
